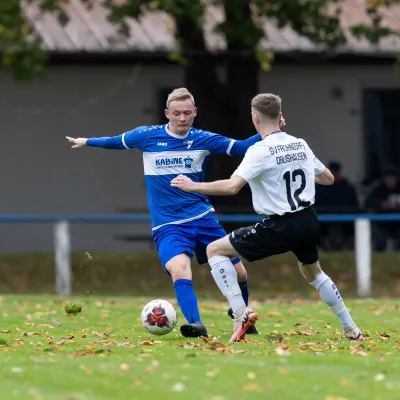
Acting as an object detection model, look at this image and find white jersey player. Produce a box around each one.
[171,93,363,343]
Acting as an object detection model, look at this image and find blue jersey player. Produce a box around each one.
[66,88,286,338]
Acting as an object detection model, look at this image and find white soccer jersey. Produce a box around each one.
[232,131,325,216]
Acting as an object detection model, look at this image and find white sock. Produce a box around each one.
[208,255,246,315]
[311,272,355,329]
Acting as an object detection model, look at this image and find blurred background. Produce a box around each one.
[1,0,400,297]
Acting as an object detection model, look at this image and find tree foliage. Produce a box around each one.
[1,0,399,80]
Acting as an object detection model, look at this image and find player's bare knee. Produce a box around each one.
[206,241,219,259]
[166,257,192,281]
[298,261,322,283]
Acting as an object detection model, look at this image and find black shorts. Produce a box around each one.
[229,207,320,264]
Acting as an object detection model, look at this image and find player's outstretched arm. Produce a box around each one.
[66,127,149,150]
[66,135,127,150]
[171,175,247,196]
[228,116,286,157]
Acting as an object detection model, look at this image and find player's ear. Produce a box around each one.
[164,108,170,119]
[193,107,197,117]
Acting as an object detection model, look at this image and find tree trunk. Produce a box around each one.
[183,54,259,214]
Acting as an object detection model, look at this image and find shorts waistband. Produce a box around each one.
[265,206,312,220]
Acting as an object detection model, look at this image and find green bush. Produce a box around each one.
[0,252,399,297]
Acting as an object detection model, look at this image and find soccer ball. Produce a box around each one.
[141,299,178,335]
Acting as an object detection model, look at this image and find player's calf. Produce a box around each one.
[299,261,363,340]
[167,254,205,333]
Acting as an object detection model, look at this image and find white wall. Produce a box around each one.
[0,64,182,251]
[0,62,399,251]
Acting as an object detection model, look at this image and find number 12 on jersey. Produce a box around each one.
[283,169,311,211]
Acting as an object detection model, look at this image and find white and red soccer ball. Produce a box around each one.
[141,299,178,335]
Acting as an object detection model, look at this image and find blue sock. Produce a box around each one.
[239,280,249,306]
[173,279,201,324]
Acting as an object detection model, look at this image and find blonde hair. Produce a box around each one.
[166,87,195,108]
[251,93,281,121]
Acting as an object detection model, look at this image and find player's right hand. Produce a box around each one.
[66,136,87,149]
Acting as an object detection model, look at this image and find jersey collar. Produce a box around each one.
[165,124,190,139]
[263,130,284,139]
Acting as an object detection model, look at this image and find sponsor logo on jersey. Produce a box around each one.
[157,142,168,146]
[155,156,194,169]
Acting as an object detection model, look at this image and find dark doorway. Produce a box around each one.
[363,89,400,181]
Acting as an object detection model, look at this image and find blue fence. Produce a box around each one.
[0,213,400,223]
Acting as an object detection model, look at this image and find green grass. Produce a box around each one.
[1,295,400,400]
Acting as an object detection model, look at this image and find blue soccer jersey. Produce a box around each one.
[87,124,261,230]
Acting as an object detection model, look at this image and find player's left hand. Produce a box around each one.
[171,175,195,192]
[279,115,286,129]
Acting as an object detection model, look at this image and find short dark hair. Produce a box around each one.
[251,93,281,120]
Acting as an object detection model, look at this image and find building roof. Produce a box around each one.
[22,0,400,56]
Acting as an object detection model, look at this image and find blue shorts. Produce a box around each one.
[152,212,241,273]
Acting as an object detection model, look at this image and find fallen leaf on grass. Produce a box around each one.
[247,372,256,379]
[74,349,112,357]
[145,360,159,374]
[79,364,92,375]
[120,364,131,372]
[278,366,287,375]
[239,339,264,344]
[135,377,143,386]
[353,351,368,357]
[325,397,348,400]
[21,332,40,337]
[232,349,248,355]
[275,344,292,356]
[243,383,261,391]
[215,346,231,354]
[63,334,75,340]
[1,330,11,334]
[206,369,219,378]
[172,383,185,392]
[265,311,281,317]
[285,331,319,337]
[375,373,386,382]
[298,342,324,354]
[138,340,154,346]
[265,333,283,343]
[182,341,201,349]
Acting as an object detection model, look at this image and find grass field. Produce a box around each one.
[1,295,400,400]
